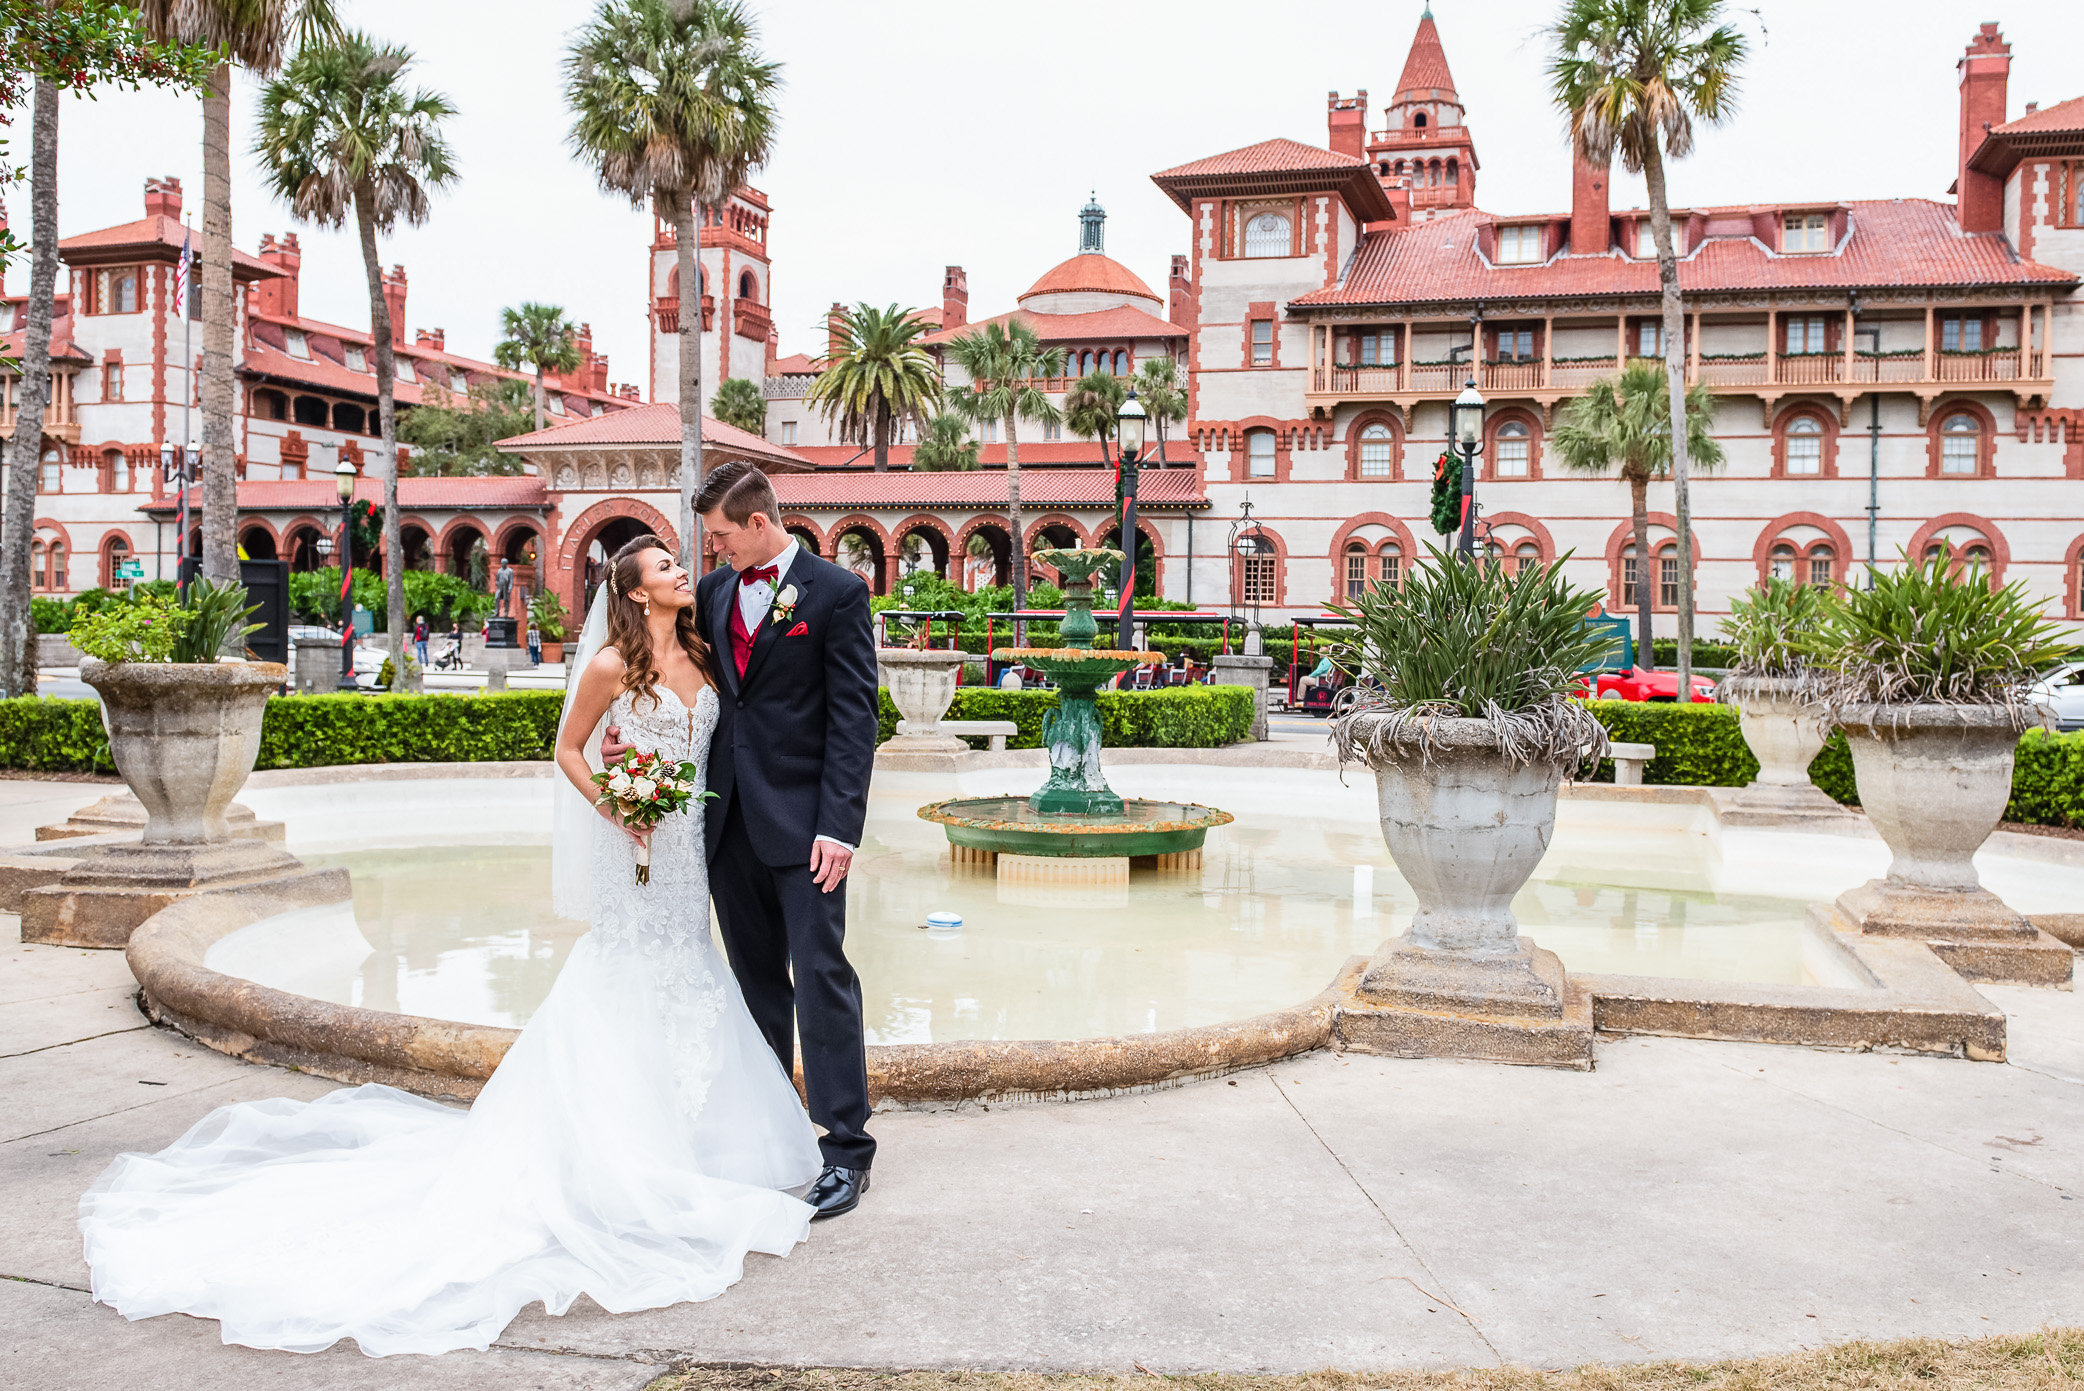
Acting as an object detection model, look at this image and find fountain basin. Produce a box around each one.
[919,796,1233,859]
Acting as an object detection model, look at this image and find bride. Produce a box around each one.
[77,536,823,1357]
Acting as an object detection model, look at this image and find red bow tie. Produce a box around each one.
[738,564,779,587]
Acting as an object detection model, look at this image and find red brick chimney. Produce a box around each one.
[1327,91,1367,162]
[826,301,846,359]
[143,176,182,220]
[1570,153,1611,255]
[254,232,300,318]
[415,326,445,352]
[381,265,408,345]
[1956,22,2011,234]
[941,265,968,333]
[617,383,641,402]
[1169,254,1194,330]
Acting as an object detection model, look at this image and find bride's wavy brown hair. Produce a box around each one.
[603,534,712,707]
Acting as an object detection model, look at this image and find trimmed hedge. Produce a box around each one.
[254,692,563,769]
[1581,699,1859,803]
[876,685,1255,750]
[0,696,115,773]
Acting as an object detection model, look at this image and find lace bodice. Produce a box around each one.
[594,682,716,892]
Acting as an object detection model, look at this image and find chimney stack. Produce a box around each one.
[415,327,445,352]
[382,266,408,345]
[1327,91,1368,162]
[1570,153,1611,255]
[255,232,301,318]
[1169,254,1194,330]
[827,301,846,359]
[143,176,183,221]
[1956,22,2011,234]
[941,265,968,333]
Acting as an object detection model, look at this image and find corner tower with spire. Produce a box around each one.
[1353,6,1479,221]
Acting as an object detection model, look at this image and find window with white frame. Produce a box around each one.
[1496,224,1542,264]
[450,369,468,391]
[981,418,999,444]
[1658,545,1680,607]
[1940,412,1980,474]
[108,449,131,492]
[1494,420,1530,477]
[1357,422,1395,477]
[1355,329,1393,366]
[1637,320,1663,357]
[1785,415,1824,474]
[1808,545,1834,588]
[781,421,796,446]
[1245,429,1276,478]
[1251,320,1273,366]
[1042,418,1062,441]
[346,347,366,372]
[395,359,415,382]
[1782,212,1829,252]
[1513,541,1540,574]
[1769,543,1796,581]
[1636,221,1658,257]
[1378,541,1402,588]
[284,328,310,359]
[39,447,60,491]
[1242,211,1292,258]
[102,362,124,401]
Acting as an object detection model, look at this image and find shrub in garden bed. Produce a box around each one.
[1579,699,1858,801]
[254,691,564,768]
[0,697,116,772]
[875,684,1254,749]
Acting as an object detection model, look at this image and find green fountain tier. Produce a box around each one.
[918,546,1234,865]
[919,797,1232,858]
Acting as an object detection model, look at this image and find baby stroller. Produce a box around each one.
[431,636,466,672]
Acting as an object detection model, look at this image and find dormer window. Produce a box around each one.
[547,394,564,415]
[1782,212,1829,253]
[284,328,309,359]
[1496,224,1542,265]
[395,359,415,383]
[1635,221,1658,257]
[346,347,366,372]
[450,368,468,391]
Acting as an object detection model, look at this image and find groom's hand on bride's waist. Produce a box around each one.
[599,724,633,763]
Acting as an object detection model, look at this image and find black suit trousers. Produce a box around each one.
[710,798,876,1171]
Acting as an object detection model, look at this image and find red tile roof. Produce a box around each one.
[789,440,1204,471]
[1291,200,2077,310]
[58,215,278,277]
[770,464,1206,511]
[1994,95,2084,137]
[244,314,629,410]
[1019,254,1160,305]
[1969,96,2084,176]
[919,304,1188,348]
[1150,138,1398,223]
[145,475,549,515]
[768,352,820,375]
[495,399,810,469]
[1,311,91,366]
[1392,14,1459,103]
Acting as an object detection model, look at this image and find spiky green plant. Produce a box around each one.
[1720,577,1829,681]
[1803,552,2071,721]
[171,577,262,662]
[1329,545,1617,769]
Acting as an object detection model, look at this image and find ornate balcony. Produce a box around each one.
[732,297,772,343]
[653,294,717,335]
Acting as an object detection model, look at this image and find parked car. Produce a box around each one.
[1587,666,1717,703]
[2028,660,2084,731]
[287,624,342,644]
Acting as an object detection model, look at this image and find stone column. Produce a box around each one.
[1211,653,1274,741]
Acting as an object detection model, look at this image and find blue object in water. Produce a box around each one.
[924,912,963,930]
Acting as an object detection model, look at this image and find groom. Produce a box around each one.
[604,461,879,1219]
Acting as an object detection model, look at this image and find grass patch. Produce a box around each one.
[641,1329,2084,1391]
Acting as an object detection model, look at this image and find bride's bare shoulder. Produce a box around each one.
[580,647,628,694]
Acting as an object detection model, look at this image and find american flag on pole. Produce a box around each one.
[171,225,193,307]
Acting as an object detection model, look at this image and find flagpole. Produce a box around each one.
[176,216,194,597]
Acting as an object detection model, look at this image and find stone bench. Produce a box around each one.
[896,718,1019,752]
[1609,741,1656,786]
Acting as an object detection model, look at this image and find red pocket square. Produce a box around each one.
[786,621,809,637]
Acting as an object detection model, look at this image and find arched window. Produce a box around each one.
[1079,350,1094,376]
[1961,541,1992,573]
[1414,111,1428,129]
[1238,537,1278,605]
[1429,159,1442,187]
[1357,422,1395,478]
[48,540,65,592]
[293,395,328,427]
[738,270,756,301]
[1621,543,1678,608]
[1940,412,1980,475]
[1807,544,1834,588]
[1446,157,1459,186]
[39,447,60,491]
[1245,428,1276,478]
[1769,542,1796,581]
[1786,415,1824,475]
[1394,159,1407,177]
[104,448,130,493]
[1377,541,1403,588]
[1097,352,1114,377]
[105,535,132,591]
[1494,420,1530,477]
[1243,212,1292,258]
[1513,541,1540,574]
[1112,350,1127,375]
[1344,542,1370,598]
[1378,162,1390,177]
[30,539,44,589]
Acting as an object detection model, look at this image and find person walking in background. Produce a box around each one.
[412,615,430,670]
[526,620,542,666]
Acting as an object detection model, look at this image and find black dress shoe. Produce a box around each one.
[807,1165,869,1220]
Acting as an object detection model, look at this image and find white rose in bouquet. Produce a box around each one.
[631,776,656,801]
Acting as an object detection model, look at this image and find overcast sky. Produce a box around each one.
[35,0,2082,394]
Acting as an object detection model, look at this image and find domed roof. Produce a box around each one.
[1017,253,1159,306]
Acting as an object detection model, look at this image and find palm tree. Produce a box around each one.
[709,376,766,435]
[136,1,340,599]
[255,31,457,693]
[565,0,779,569]
[945,320,1062,607]
[804,303,941,473]
[1132,356,1187,467]
[1550,360,1723,671]
[1550,0,1746,692]
[494,302,583,432]
[911,412,978,472]
[1062,369,1126,466]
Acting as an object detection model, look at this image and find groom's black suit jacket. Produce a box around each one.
[696,549,878,867]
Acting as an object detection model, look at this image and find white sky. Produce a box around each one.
[36,0,2083,394]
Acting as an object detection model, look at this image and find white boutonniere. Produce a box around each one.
[771,584,800,628]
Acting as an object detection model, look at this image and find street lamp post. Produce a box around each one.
[1853,322,1882,585]
[1449,378,1486,561]
[333,455,359,692]
[1114,390,1148,651]
[159,441,200,592]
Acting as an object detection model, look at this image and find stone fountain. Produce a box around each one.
[919,547,1230,884]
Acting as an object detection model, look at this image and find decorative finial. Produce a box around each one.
[1079,191,1107,254]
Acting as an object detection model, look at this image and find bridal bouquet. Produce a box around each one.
[591,750,709,884]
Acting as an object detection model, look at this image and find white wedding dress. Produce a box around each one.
[78,684,823,1357]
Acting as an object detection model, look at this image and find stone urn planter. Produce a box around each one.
[875,649,973,755]
[1331,710,1594,1067]
[21,659,309,948]
[1832,703,2069,983]
[1721,675,1845,821]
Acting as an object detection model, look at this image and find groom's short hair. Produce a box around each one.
[695,461,781,527]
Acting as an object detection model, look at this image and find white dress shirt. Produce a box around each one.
[730,538,851,854]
